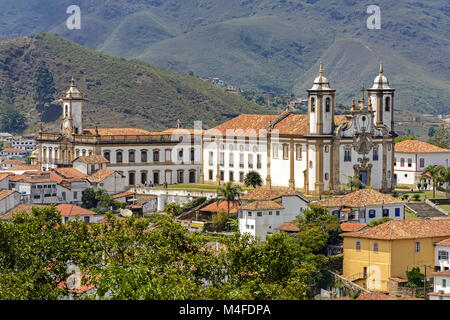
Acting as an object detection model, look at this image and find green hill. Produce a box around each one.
[0,33,270,132]
[0,0,448,114]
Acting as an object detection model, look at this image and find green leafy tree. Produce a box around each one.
[211,209,229,231]
[0,105,26,133]
[427,125,449,149]
[32,61,57,119]
[395,134,416,143]
[216,181,242,216]
[406,267,424,288]
[164,203,182,215]
[0,206,89,299]
[346,175,362,191]
[439,167,450,198]
[244,170,263,188]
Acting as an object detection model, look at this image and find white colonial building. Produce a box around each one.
[37,78,202,187]
[394,140,450,187]
[202,64,396,195]
[430,238,450,300]
[313,188,405,225]
[238,188,310,241]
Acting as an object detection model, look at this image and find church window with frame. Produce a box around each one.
[141,150,147,163]
[373,146,379,161]
[311,97,316,112]
[273,144,279,159]
[103,151,110,161]
[129,150,135,163]
[344,148,351,162]
[116,151,123,163]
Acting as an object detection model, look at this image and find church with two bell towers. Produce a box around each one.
[201,63,396,195]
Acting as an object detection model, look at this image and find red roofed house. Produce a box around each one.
[238,188,310,241]
[199,200,240,216]
[343,219,450,292]
[394,139,450,188]
[1,159,25,170]
[56,203,101,224]
[313,188,405,225]
[0,173,9,189]
[0,148,28,159]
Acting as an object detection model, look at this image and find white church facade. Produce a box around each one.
[37,78,202,187]
[201,64,396,195]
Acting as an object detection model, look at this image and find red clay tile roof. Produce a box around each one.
[239,200,283,211]
[0,189,17,201]
[52,168,86,181]
[73,155,109,164]
[433,270,450,276]
[200,200,240,214]
[428,292,450,297]
[56,204,96,217]
[1,148,27,153]
[0,173,9,181]
[340,222,368,233]
[1,204,47,220]
[343,219,450,240]
[206,113,347,137]
[111,191,136,199]
[357,292,424,300]
[83,128,155,136]
[2,159,25,164]
[242,187,307,201]
[87,169,116,183]
[275,220,300,232]
[395,140,450,153]
[5,165,40,171]
[436,238,450,246]
[314,189,403,208]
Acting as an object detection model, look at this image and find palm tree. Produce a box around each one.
[216,181,242,216]
[422,165,445,199]
[346,175,362,192]
[244,170,263,188]
[439,166,450,198]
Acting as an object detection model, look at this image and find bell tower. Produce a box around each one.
[61,77,84,136]
[367,63,395,132]
[307,63,336,135]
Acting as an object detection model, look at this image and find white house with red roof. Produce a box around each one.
[394,139,450,187]
[56,203,101,224]
[0,189,20,215]
[0,148,28,159]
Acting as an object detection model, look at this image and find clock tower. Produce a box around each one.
[61,77,84,137]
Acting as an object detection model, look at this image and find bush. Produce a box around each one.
[368,217,392,227]
[396,185,410,190]
[164,203,182,216]
[412,194,421,201]
[392,190,399,198]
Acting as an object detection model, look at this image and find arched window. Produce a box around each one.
[385,97,391,112]
[325,97,330,112]
[65,105,69,117]
[103,151,110,161]
[311,97,316,112]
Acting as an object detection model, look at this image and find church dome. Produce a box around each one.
[370,64,392,90]
[63,77,83,99]
[310,63,332,90]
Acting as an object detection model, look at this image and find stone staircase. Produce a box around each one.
[405,202,448,218]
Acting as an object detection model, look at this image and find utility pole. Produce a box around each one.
[423,264,432,300]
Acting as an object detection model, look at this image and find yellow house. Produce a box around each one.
[343,219,450,292]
